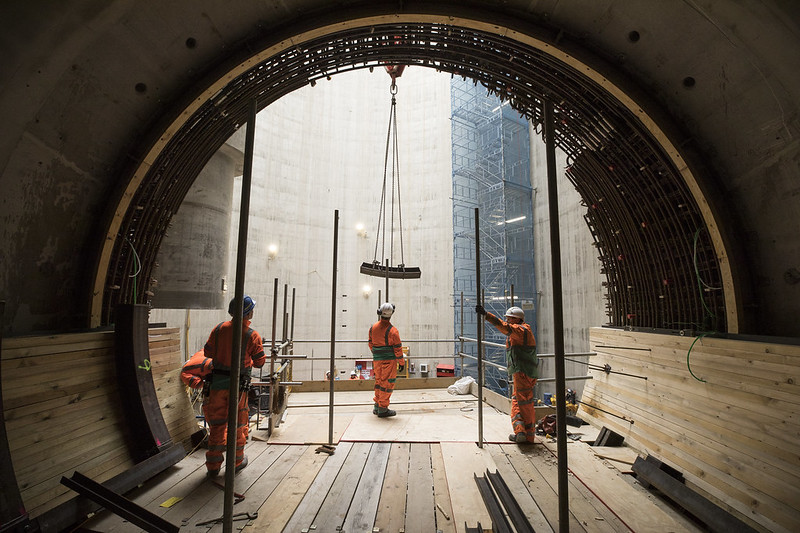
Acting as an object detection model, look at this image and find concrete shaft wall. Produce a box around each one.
[151,67,609,390]
[153,67,455,381]
[151,143,242,310]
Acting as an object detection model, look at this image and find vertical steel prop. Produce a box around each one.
[223,98,257,533]
[290,288,296,381]
[544,99,569,532]
[460,291,464,378]
[282,284,289,356]
[474,207,484,448]
[328,210,339,445]
[268,277,279,436]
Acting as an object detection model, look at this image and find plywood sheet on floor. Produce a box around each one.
[268,389,511,443]
[440,442,497,533]
[258,412,354,444]
[341,408,510,442]
[285,388,478,410]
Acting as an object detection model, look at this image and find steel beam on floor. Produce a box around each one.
[633,456,759,533]
[60,472,178,533]
[474,473,511,533]
[486,469,534,533]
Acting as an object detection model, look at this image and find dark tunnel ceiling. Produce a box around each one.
[103,22,727,333]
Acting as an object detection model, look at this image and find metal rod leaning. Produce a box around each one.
[267,277,279,437]
[544,98,569,532]
[460,291,465,378]
[474,207,484,448]
[223,97,257,533]
[328,210,339,446]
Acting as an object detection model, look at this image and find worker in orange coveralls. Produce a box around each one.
[202,295,266,477]
[369,302,404,417]
[476,304,539,443]
[180,349,213,390]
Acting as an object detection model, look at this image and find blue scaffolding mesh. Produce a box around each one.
[451,77,537,396]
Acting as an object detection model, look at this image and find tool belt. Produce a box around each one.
[208,369,252,392]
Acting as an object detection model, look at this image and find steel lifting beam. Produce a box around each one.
[60,472,178,533]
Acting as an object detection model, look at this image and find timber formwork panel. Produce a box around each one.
[0,330,134,518]
[147,326,199,451]
[582,327,800,533]
[0,325,197,524]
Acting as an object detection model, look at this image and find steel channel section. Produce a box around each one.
[60,472,178,533]
[103,22,725,336]
[486,469,535,533]
[473,473,512,533]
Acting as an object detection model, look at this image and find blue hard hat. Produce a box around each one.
[228,295,256,316]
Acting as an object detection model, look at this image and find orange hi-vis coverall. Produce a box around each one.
[368,318,403,410]
[180,350,213,389]
[485,312,539,442]
[202,320,266,474]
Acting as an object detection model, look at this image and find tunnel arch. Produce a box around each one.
[91,10,744,333]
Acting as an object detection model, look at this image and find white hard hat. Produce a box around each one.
[379,302,395,318]
[505,306,524,320]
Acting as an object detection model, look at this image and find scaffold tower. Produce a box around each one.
[451,77,537,395]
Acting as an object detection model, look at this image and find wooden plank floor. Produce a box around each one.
[79,390,703,533]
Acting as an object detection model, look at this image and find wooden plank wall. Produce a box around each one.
[148,327,199,450]
[582,327,800,533]
[1,331,133,518]
[0,327,197,520]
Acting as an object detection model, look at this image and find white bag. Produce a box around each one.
[447,376,475,395]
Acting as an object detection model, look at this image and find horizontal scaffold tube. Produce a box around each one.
[289,338,458,343]
[458,353,594,383]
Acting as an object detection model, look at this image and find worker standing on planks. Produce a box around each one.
[202,295,266,477]
[476,304,539,443]
[369,302,405,417]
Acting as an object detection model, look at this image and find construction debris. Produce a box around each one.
[315,444,336,455]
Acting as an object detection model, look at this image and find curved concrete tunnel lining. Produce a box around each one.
[94,15,738,334]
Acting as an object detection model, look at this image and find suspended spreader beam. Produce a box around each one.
[360,261,421,279]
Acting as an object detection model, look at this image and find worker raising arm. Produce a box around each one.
[476,304,539,444]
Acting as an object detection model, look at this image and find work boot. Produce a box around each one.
[373,403,379,415]
[376,407,396,418]
[509,433,525,444]
[234,455,248,473]
[206,469,220,478]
